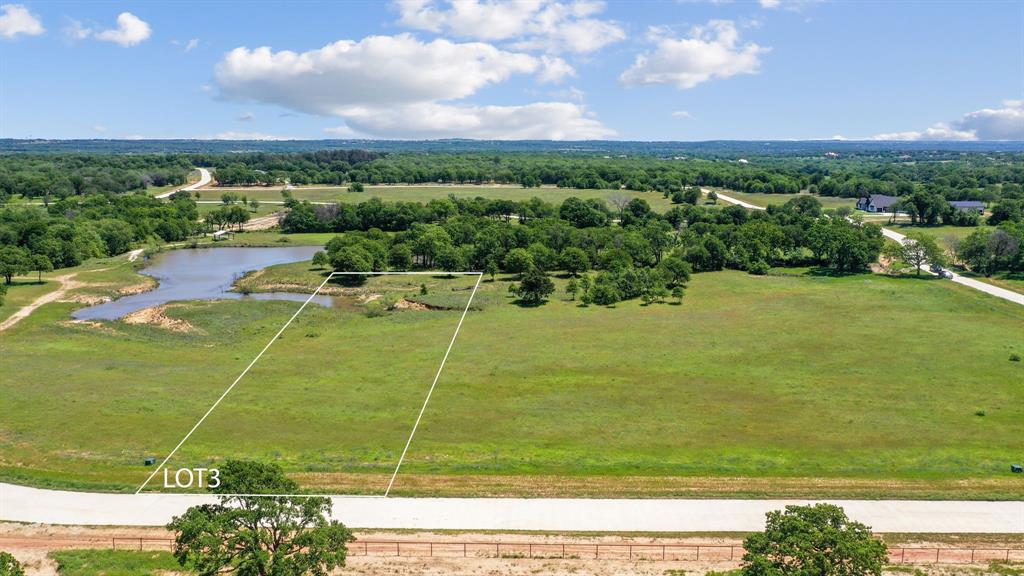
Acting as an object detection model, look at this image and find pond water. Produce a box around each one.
[73,246,345,320]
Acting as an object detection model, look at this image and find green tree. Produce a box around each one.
[560,247,590,277]
[31,254,53,282]
[659,255,692,287]
[741,504,887,576]
[671,284,685,304]
[388,243,413,271]
[566,277,579,300]
[503,248,534,277]
[889,232,946,276]
[485,258,499,282]
[348,182,365,192]
[707,190,718,204]
[167,460,354,576]
[311,251,328,269]
[512,267,555,305]
[0,245,31,284]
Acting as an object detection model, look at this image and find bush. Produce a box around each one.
[0,552,24,576]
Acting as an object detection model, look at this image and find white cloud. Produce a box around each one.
[538,55,574,83]
[759,0,781,8]
[868,100,1024,141]
[63,19,91,41]
[95,12,151,47]
[620,20,768,90]
[671,110,692,119]
[184,37,198,52]
[323,124,361,137]
[214,33,613,139]
[0,4,44,39]
[204,131,297,140]
[395,0,625,54]
[549,86,585,102]
[956,99,1024,140]
[340,101,615,140]
[92,125,107,133]
[216,34,539,114]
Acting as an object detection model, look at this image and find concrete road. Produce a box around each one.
[2,483,1021,532]
[156,167,212,199]
[879,226,1024,305]
[709,189,1024,306]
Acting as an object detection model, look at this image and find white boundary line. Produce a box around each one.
[385,272,483,497]
[136,270,482,496]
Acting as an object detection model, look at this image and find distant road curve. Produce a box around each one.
[155,167,212,199]
[707,189,1024,306]
[2,483,1021,532]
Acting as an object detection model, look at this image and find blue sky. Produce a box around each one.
[1,0,1021,141]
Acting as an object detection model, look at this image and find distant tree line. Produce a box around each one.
[0,192,198,281]
[287,194,882,306]
[2,150,1019,206]
[0,154,191,200]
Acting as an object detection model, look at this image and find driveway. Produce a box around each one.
[708,189,1024,306]
[155,167,212,199]
[2,483,1021,532]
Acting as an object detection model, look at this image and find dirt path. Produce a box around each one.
[154,167,212,199]
[0,273,83,332]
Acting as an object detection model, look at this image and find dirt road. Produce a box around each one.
[0,273,82,331]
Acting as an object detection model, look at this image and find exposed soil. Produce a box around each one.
[1,523,1020,576]
[122,305,201,333]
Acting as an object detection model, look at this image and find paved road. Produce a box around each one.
[155,167,212,199]
[2,483,1021,532]
[708,189,1024,306]
[878,227,1024,305]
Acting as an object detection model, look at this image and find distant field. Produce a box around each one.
[1,260,1021,498]
[886,223,990,249]
[714,190,857,210]
[196,184,680,213]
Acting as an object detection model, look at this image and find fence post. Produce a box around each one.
[696,546,700,561]
[430,542,433,557]
[562,544,565,559]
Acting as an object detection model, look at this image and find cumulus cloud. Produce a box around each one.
[214,33,613,139]
[95,12,151,47]
[216,34,538,114]
[619,20,768,90]
[869,100,1024,141]
[0,4,44,39]
[395,0,625,54]
[340,101,615,140]
[671,110,692,119]
[538,55,575,83]
[184,37,198,52]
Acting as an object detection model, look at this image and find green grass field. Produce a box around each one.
[713,190,857,210]
[1,256,1021,498]
[50,550,184,576]
[197,184,679,213]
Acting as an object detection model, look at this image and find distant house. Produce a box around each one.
[949,200,985,214]
[855,194,900,213]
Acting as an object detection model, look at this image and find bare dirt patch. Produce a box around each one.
[122,305,201,333]
[393,298,431,311]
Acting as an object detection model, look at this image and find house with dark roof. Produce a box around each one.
[949,200,985,215]
[855,194,900,213]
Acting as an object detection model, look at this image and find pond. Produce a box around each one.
[73,246,345,320]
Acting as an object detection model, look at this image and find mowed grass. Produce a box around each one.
[713,190,857,210]
[198,184,679,213]
[50,550,184,576]
[1,259,1021,497]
